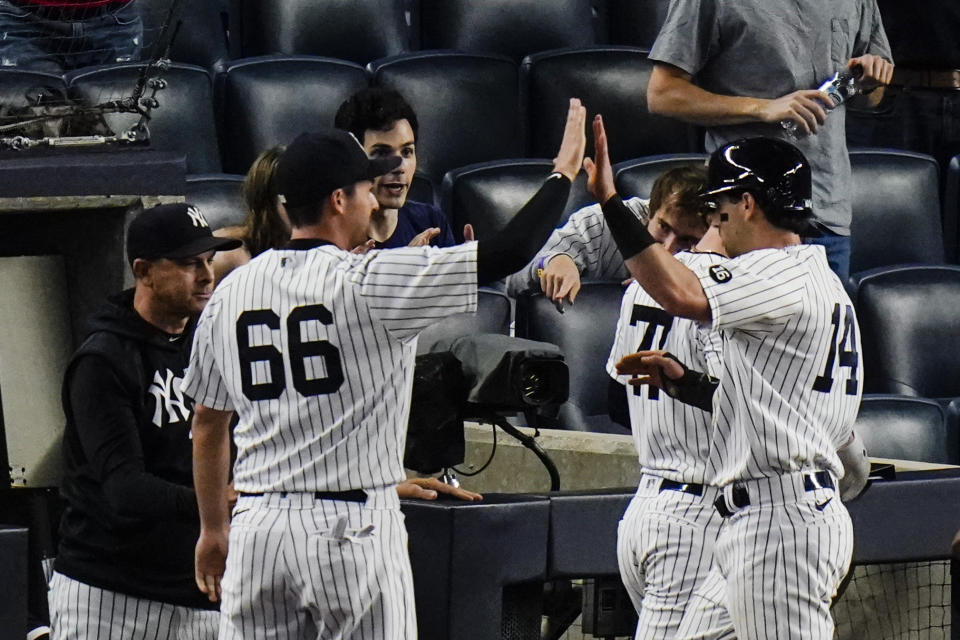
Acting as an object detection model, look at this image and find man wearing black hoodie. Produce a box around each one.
[48,203,240,640]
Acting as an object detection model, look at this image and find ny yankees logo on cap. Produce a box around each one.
[709,265,733,283]
[186,205,210,229]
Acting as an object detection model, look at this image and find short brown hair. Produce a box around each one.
[649,165,708,223]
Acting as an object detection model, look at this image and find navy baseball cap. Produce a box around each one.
[126,203,242,265]
[275,128,402,208]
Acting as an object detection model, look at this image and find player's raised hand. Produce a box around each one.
[408,227,442,247]
[195,528,228,602]
[397,477,483,501]
[552,98,587,182]
[462,223,475,242]
[616,349,685,389]
[539,254,581,306]
[583,114,617,204]
[351,239,376,254]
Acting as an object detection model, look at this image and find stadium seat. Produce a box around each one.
[516,282,628,434]
[133,0,233,71]
[614,153,709,198]
[185,173,245,230]
[216,56,368,175]
[849,149,944,275]
[416,288,512,354]
[408,173,436,207]
[522,47,700,164]
[854,395,958,465]
[602,0,673,49]
[851,265,960,398]
[417,0,595,61]
[0,69,68,134]
[440,159,595,243]
[370,52,522,186]
[66,63,221,173]
[944,154,960,263]
[239,0,408,65]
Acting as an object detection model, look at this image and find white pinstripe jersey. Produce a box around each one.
[504,197,649,296]
[694,244,862,484]
[182,242,478,493]
[606,251,726,485]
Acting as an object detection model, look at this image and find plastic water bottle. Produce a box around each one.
[781,67,862,138]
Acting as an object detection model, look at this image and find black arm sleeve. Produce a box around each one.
[476,173,571,285]
[69,357,199,522]
[660,353,719,413]
[600,194,658,261]
[607,377,630,428]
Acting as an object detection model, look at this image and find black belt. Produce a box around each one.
[240,489,368,503]
[659,479,704,496]
[890,68,960,90]
[713,471,834,518]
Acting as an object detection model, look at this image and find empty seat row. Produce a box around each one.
[124,0,675,70]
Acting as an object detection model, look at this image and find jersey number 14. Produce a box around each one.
[236,304,345,401]
[813,303,859,396]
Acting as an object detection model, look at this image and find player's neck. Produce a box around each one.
[367,208,399,243]
[289,224,348,250]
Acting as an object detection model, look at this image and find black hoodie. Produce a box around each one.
[55,289,215,610]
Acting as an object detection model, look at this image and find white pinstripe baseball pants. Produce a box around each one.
[48,572,219,640]
[220,489,416,640]
[674,472,854,640]
[617,474,725,639]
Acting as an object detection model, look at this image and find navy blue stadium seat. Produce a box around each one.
[0,69,67,131]
[239,0,409,65]
[440,159,594,243]
[851,265,960,398]
[418,0,595,62]
[944,154,960,263]
[855,395,958,464]
[370,52,522,187]
[67,63,221,173]
[614,153,708,199]
[216,56,368,174]
[516,281,628,434]
[185,173,245,230]
[849,149,944,275]
[602,0,673,49]
[522,47,700,164]
[416,288,512,355]
[408,173,436,208]
[134,0,233,71]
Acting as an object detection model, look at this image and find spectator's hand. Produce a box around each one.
[463,223,475,242]
[583,114,617,204]
[351,239,376,254]
[621,277,635,286]
[539,254,582,305]
[759,90,831,135]
[849,54,894,92]
[552,98,587,182]
[397,477,483,501]
[195,528,228,602]
[408,227,442,247]
[616,350,684,390]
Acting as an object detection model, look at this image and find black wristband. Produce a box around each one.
[660,352,718,413]
[600,195,658,260]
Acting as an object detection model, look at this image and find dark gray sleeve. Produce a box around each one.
[855,0,892,61]
[648,0,719,76]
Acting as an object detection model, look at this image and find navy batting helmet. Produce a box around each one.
[702,137,814,233]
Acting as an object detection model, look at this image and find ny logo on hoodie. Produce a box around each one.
[148,368,191,427]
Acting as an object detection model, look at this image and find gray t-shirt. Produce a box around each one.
[649,0,891,234]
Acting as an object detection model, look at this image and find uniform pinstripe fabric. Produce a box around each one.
[675,474,853,640]
[219,491,414,640]
[608,251,726,638]
[694,245,862,484]
[607,251,725,484]
[48,572,218,640]
[674,245,861,640]
[504,197,649,296]
[182,242,478,493]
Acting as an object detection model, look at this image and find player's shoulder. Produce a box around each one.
[675,249,726,268]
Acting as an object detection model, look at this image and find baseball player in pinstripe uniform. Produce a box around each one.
[183,99,587,639]
[607,227,727,638]
[504,166,707,304]
[586,117,863,638]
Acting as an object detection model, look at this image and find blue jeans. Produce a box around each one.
[0,0,142,74]
[804,230,850,283]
